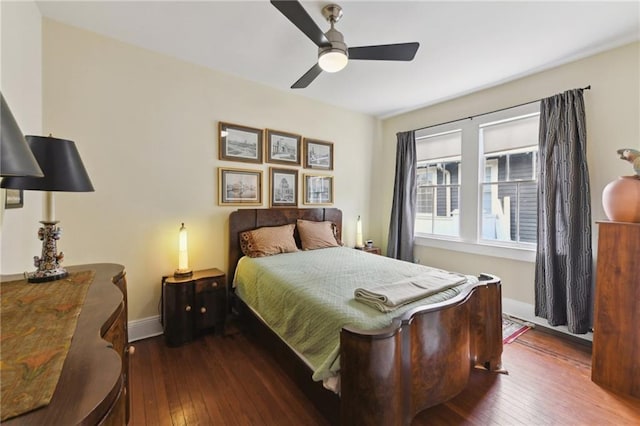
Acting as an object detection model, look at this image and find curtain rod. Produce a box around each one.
[413,85,591,133]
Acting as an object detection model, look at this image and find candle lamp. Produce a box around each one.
[174,223,193,278]
[355,215,364,249]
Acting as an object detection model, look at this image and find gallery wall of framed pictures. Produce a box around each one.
[217,121,334,207]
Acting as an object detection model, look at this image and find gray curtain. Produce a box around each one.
[387,131,416,261]
[535,89,592,334]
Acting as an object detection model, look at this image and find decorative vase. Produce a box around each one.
[602,176,640,223]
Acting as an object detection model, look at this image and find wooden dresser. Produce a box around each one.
[592,222,640,398]
[2,263,132,425]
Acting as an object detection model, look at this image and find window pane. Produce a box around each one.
[415,130,461,238]
[508,151,536,181]
[480,112,539,246]
[481,182,516,242]
[481,181,537,243]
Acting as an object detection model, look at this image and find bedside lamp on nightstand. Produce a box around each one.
[174,222,192,278]
[355,215,364,249]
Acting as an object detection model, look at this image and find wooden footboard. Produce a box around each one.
[235,274,502,426]
[340,274,502,426]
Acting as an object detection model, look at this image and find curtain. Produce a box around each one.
[534,89,592,334]
[387,131,416,261]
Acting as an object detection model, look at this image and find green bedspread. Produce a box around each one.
[234,246,477,383]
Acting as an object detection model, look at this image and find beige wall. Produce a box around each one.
[25,19,376,321]
[0,1,44,273]
[377,42,640,305]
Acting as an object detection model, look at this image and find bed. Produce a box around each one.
[228,208,503,425]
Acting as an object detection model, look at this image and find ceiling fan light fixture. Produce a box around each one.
[318,49,348,73]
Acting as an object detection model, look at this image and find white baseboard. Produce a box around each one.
[502,297,592,342]
[128,314,163,342]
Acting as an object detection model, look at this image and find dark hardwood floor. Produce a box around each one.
[130,325,640,425]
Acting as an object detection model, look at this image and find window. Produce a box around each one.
[480,114,539,245]
[414,103,540,254]
[415,130,461,237]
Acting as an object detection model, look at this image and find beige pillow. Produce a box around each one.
[240,224,298,258]
[297,219,341,250]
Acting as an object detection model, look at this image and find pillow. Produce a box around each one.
[240,224,298,258]
[296,219,342,250]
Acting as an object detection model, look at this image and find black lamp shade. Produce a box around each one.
[1,93,44,177]
[1,135,94,192]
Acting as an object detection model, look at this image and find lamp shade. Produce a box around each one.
[1,135,94,192]
[0,93,44,177]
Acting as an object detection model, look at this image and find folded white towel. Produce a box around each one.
[354,269,467,312]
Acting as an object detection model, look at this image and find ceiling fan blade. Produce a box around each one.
[291,63,323,89]
[271,1,329,47]
[348,42,420,61]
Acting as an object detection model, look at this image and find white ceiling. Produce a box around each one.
[36,1,640,118]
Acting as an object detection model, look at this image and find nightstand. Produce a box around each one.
[161,268,226,347]
[357,246,382,255]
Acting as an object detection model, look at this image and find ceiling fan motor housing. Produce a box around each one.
[318,27,348,72]
[319,27,348,58]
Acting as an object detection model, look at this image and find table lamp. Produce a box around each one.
[355,215,364,249]
[1,135,94,282]
[174,223,193,278]
[1,93,44,178]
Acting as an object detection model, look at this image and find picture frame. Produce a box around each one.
[269,167,298,207]
[219,122,263,163]
[303,138,333,170]
[4,189,23,209]
[303,174,333,205]
[218,167,263,206]
[266,129,301,166]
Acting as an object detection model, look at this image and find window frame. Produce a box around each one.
[414,102,540,262]
[414,125,463,238]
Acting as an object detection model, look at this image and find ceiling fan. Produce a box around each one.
[271,1,420,89]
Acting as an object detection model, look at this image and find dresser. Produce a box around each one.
[591,222,640,398]
[2,263,132,425]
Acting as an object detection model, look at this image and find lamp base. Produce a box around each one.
[27,221,67,284]
[174,269,193,278]
[26,268,68,283]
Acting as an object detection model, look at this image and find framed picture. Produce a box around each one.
[266,129,301,166]
[269,167,298,207]
[4,189,23,209]
[303,174,333,205]
[219,122,263,163]
[303,138,333,170]
[218,168,263,205]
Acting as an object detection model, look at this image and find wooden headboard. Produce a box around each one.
[228,208,343,283]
